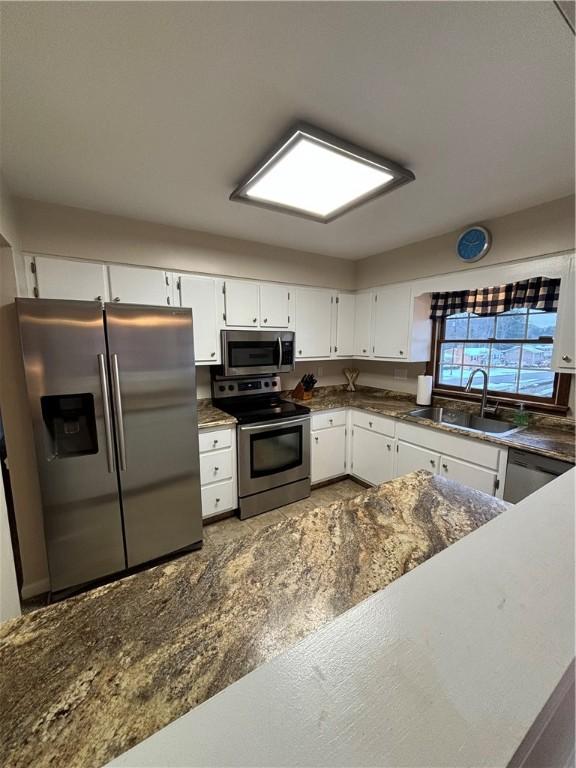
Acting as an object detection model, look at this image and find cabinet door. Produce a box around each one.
[179,275,220,364]
[260,284,290,328]
[34,256,108,301]
[396,441,439,477]
[354,292,373,357]
[351,427,395,485]
[373,284,411,359]
[224,281,259,327]
[553,256,575,372]
[311,426,347,483]
[108,265,169,306]
[335,294,355,357]
[295,288,333,359]
[440,456,498,495]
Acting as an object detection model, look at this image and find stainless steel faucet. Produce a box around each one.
[465,368,489,418]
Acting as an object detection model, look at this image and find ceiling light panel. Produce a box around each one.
[230,123,415,223]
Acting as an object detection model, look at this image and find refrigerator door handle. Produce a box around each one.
[97,354,115,473]
[111,353,128,471]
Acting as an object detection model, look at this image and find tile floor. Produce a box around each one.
[20,479,367,614]
[203,478,366,546]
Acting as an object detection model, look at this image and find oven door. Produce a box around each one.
[222,331,295,376]
[237,416,310,496]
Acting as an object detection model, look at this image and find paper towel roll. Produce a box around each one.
[416,375,433,406]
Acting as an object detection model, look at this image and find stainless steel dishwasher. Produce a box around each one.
[503,448,573,503]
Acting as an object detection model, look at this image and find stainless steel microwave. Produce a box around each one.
[220,330,295,377]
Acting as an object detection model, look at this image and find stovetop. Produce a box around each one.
[215,395,310,425]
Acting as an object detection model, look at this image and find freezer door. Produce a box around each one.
[105,303,202,567]
[15,299,125,592]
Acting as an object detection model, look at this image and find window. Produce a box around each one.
[432,308,569,408]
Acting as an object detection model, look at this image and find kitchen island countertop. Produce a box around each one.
[0,471,506,768]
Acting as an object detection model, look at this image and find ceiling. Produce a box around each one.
[1,2,574,260]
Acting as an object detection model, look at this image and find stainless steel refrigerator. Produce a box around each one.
[16,298,202,594]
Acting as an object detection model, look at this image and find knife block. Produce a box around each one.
[291,383,313,400]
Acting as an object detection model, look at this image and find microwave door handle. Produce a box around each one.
[277,336,283,368]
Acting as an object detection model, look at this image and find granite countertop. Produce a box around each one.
[288,386,575,463]
[0,471,506,768]
[196,398,236,429]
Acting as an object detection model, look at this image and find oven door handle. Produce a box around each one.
[239,416,310,433]
[277,336,283,369]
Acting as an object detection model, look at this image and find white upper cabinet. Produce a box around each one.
[373,284,412,359]
[353,291,373,357]
[178,275,221,364]
[108,264,170,306]
[223,280,260,327]
[224,280,291,328]
[372,284,431,362]
[294,288,333,359]
[334,293,355,357]
[552,255,575,372]
[259,284,290,328]
[33,256,108,301]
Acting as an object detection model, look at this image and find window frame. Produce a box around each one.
[427,314,571,413]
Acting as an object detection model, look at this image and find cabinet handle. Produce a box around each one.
[113,297,120,302]
[314,436,319,443]
[214,467,219,472]
[298,349,302,355]
[215,498,220,504]
[95,295,102,301]
[369,421,373,428]
[561,354,572,362]
[253,317,257,323]
[213,439,219,446]
[329,418,333,425]
[263,318,268,323]
[386,444,391,450]
[211,352,216,358]
[362,348,367,353]
[442,463,448,471]
[430,459,435,467]
[399,350,404,355]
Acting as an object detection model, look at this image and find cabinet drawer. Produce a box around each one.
[351,410,396,437]
[311,410,347,431]
[201,480,236,518]
[397,422,500,470]
[200,450,233,485]
[198,428,233,454]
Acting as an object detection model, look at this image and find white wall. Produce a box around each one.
[15,198,356,290]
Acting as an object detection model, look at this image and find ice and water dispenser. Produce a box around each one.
[40,394,98,459]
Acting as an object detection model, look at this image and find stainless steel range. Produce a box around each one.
[212,374,311,519]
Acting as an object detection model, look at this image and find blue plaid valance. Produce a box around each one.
[430,276,561,319]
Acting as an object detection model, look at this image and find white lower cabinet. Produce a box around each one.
[395,422,506,497]
[396,441,439,476]
[350,427,396,486]
[198,426,237,519]
[312,426,347,483]
[439,456,499,496]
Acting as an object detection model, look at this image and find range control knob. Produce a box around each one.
[218,385,225,392]
[264,381,270,387]
[272,381,278,387]
[228,385,234,391]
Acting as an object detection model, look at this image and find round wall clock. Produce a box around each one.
[456,226,492,263]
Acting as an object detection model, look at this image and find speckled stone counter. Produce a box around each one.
[0,471,506,768]
[288,386,575,463]
[196,398,236,428]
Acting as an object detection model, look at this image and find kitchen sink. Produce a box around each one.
[407,407,520,435]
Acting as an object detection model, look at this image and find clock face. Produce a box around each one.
[457,227,491,262]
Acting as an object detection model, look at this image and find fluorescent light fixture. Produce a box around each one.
[230,122,415,222]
